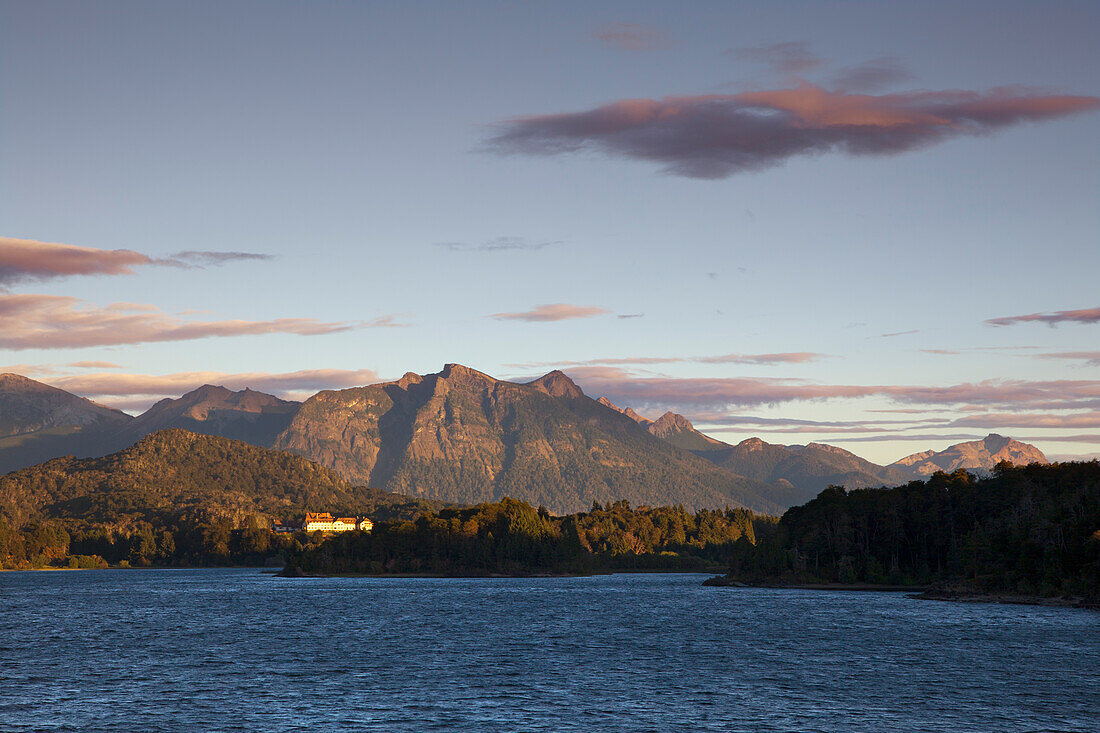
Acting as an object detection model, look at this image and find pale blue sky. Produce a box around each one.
[1,1,1098,463]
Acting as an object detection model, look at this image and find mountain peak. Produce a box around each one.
[526,370,584,398]
[890,434,1047,477]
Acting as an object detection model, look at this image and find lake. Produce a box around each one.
[1,570,1097,732]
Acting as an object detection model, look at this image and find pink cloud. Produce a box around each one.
[563,366,1100,412]
[593,23,670,51]
[50,368,382,406]
[0,237,272,286]
[1039,351,1100,366]
[0,237,152,286]
[490,303,610,322]
[488,85,1100,178]
[0,293,366,349]
[696,352,827,365]
[68,361,124,369]
[987,307,1100,327]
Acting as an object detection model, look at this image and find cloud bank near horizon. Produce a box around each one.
[487,85,1100,178]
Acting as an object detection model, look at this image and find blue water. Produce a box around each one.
[1,570,1097,732]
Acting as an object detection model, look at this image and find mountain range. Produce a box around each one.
[0,368,1050,514]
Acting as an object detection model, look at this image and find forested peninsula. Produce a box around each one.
[706,462,1100,607]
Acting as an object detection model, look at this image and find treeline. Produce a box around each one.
[0,515,329,569]
[721,462,1100,600]
[284,498,771,576]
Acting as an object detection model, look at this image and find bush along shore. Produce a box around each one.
[703,462,1100,609]
[280,498,771,577]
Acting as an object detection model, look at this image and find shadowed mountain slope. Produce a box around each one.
[272,364,783,514]
[692,437,911,506]
[0,374,134,474]
[115,384,300,448]
[0,429,435,529]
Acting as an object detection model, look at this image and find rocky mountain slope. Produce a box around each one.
[890,434,1049,479]
[596,398,727,451]
[0,374,134,474]
[272,364,783,514]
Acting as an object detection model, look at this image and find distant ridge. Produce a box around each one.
[890,434,1049,478]
[114,384,300,448]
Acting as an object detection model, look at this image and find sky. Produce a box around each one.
[1,0,1098,464]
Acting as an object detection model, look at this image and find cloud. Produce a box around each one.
[593,22,670,51]
[51,368,382,398]
[0,237,272,286]
[509,352,827,369]
[949,412,1100,429]
[490,303,610,322]
[486,85,1100,179]
[727,42,822,74]
[0,237,154,286]
[696,352,827,365]
[0,293,365,349]
[881,329,919,337]
[1040,351,1100,366]
[824,433,986,444]
[167,250,274,267]
[434,237,558,253]
[617,313,645,319]
[1020,434,1100,444]
[68,361,123,369]
[562,366,1100,412]
[829,57,914,92]
[987,306,1100,327]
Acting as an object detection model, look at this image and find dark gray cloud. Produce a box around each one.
[487,85,1100,179]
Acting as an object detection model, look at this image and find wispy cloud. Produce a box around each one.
[0,237,272,287]
[593,22,671,52]
[697,352,827,365]
[490,303,610,322]
[487,85,1100,178]
[510,352,828,369]
[1039,351,1100,366]
[881,329,919,338]
[949,411,1100,429]
[726,42,822,74]
[562,365,1100,412]
[0,293,367,349]
[68,361,123,369]
[434,236,559,253]
[51,367,382,398]
[829,57,914,92]
[167,250,274,267]
[617,313,645,319]
[987,306,1100,327]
